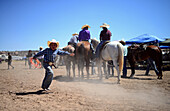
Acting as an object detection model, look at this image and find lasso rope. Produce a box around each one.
[29,57,42,68]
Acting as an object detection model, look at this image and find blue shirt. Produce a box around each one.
[33,48,70,62]
[69,35,78,44]
[123,46,128,56]
[78,28,90,41]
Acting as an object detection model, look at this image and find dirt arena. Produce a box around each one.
[0,61,170,111]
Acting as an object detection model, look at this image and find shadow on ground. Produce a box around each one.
[15,90,52,95]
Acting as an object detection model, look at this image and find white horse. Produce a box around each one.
[91,39,124,84]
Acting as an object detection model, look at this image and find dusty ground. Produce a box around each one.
[0,61,170,111]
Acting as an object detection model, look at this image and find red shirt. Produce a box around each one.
[100,29,112,41]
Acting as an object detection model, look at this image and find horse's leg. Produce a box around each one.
[81,60,84,78]
[103,61,108,79]
[67,61,71,77]
[97,60,103,80]
[72,61,76,78]
[113,60,120,84]
[86,60,90,79]
[129,61,135,78]
[68,61,71,77]
[77,60,81,77]
[155,59,163,79]
[112,66,114,76]
[65,61,69,77]
[66,64,68,76]
[107,64,110,76]
[91,62,95,75]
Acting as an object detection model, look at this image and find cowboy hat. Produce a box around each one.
[39,46,43,49]
[47,39,59,49]
[81,24,91,29]
[72,32,79,36]
[100,23,110,28]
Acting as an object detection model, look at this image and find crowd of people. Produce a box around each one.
[3,23,129,91]
[4,23,164,90]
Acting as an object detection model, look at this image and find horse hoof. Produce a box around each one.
[105,76,109,79]
[157,76,162,79]
[130,74,134,78]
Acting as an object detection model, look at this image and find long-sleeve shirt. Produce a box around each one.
[69,35,78,44]
[33,48,70,63]
[123,46,128,56]
[100,29,112,41]
[78,28,90,41]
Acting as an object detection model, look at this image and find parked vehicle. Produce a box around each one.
[0,54,8,62]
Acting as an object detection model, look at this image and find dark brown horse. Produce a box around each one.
[127,44,163,79]
[62,45,76,77]
[76,41,92,79]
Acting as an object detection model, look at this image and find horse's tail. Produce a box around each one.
[158,46,163,66]
[118,43,124,72]
[77,43,85,58]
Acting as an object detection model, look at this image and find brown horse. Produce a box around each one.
[62,45,76,77]
[76,41,92,79]
[127,44,163,79]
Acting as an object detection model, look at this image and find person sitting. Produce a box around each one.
[95,23,112,58]
[78,24,95,55]
[68,32,79,51]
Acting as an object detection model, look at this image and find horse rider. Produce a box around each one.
[95,23,112,58]
[78,24,95,55]
[68,32,79,52]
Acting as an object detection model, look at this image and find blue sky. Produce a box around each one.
[0,0,170,51]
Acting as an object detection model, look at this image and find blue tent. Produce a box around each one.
[126,34,165,44]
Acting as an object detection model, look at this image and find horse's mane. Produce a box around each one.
[91,38,99,43]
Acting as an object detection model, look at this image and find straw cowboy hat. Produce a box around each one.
[81,24,91,29]
[47,39,59,49]
[100,23,110,28]
[72,32,79,36]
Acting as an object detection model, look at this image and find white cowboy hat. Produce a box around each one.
[81,24,91,29]
[47,39,59,49]
[72,32,79,36]
[100,23,110,28]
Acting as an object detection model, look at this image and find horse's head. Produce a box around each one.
[62,45,75,53]
[91,38,99,49]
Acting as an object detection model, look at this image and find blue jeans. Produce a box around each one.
[95,40,108,58]
[145,58,159,75]
[123,56,127,77]
[42,63,54,89]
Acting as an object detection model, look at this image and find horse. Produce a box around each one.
[76,41,92,79]
[62,45,76,77]
[91,39,124,84]
[127,44,163,79]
